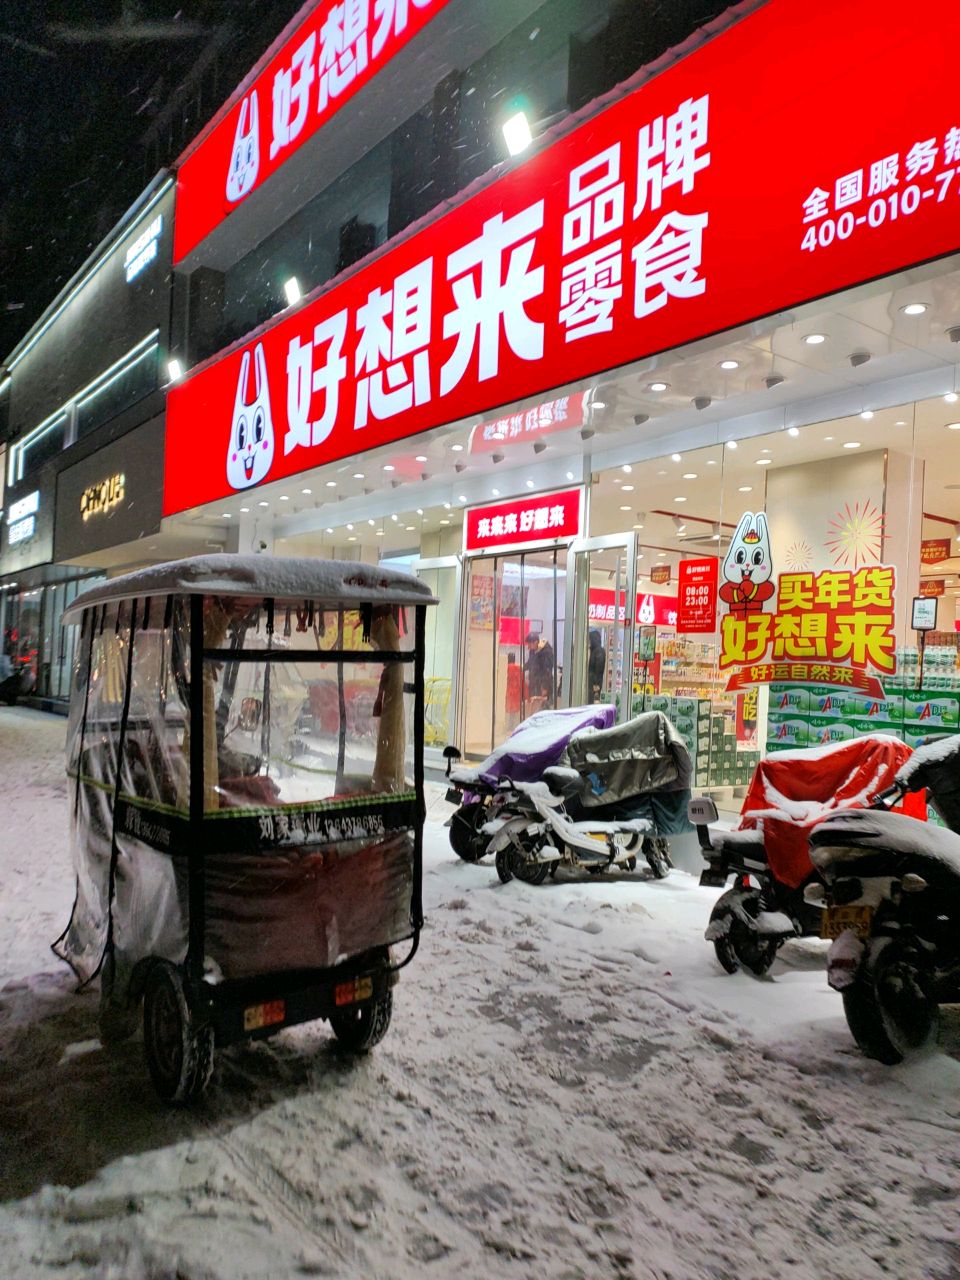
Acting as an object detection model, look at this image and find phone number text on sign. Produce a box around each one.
[800,129,960,254]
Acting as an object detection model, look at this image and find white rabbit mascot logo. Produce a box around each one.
[719,512,776,618]
[227,343,274,490]
[226,91,260,203]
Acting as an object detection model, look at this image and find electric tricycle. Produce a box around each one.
[55,554,436,1102]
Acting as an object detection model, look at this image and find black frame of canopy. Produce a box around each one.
[66,589,428,1047]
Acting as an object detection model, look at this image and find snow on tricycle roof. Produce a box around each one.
[62,553,437,622]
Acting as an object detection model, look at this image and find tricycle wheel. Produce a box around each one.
[449,802,487,862]
[142,961,214,1103]
[710,890,778,976]
[842,936,937,1065]
[98,951,138,1047]
[330,989,393,1052]
[643,836,672,880]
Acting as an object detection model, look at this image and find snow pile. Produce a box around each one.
[1,706,959,1280]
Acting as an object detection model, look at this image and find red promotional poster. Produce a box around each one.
[174,0,450,263]
[920,538,951,565]
[464,488,581,553]
[677,558,718,633]
[650,565,671,586]
[165,0,960,517]
[587,589,678,629]
[920,579,945,597]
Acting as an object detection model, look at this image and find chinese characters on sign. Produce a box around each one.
[650,565,671,586]
[720,565,897,699]
[469,393,585,453]
[677,558,718,633]
[920,537,951,565]
[464,489,581,553]
[587,590,678,629]
[175,0,449,262]
[919,578,945,597]
[80,474,126,522]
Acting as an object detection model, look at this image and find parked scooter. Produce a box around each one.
[443,705,615,862]
[690,735,919,976]
[485,711,692,884]
[809,735,958,1064]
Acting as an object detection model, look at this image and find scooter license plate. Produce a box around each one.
[821,904,873,940]
[699,866,728,888]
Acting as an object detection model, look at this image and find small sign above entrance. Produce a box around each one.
[465,488,582,553]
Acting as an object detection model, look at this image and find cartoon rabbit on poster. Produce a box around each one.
[719,512,776,618]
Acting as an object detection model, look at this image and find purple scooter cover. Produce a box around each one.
[474,705,616,785]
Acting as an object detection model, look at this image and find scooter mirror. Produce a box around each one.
[442,744,461,777]
[688,796,719,825]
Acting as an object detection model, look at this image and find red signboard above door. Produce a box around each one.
[173,0,449,264]
[464,488,582,553]
[164,0,960,516]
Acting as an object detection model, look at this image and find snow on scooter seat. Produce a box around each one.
[810,807,960,878]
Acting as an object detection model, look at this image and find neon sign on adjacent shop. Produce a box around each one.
[174,0,449,263]
[164,0,960,517]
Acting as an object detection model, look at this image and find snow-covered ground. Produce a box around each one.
[1,706,958,1280]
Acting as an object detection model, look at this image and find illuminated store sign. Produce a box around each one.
[80,473,125,521]
[464,489,582,553]
[124,216,163,282]
[7,490,39,546]
[165,0,960,517]
[174,0,449,263]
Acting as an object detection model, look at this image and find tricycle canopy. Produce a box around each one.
[55,554,436,1003]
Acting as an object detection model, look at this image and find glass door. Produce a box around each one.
[566,534,637,720]
[411,555,460,750]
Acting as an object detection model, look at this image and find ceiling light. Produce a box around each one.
[368,518,375,526]
[707,459,717,466]
[622,484,634,492]
[526,479,535,489]
[258,500,269,507]
[738,485,752,492]
[592,400,607,411]
[443,502,451,509]
[860,409,874,420]
[415,455,427,463]
[946,393,959,404]
[391,513,399,521]
[804,333,827,345]
[946,422,960,430]
[565,471,575,481]
[383,463,395,471]
[451,443,464,452]
[901,303,927,315]
[657,552,666,558]
[621,464,632,473]
[325,527,333,533]
[279,495,289,501]
[346,523,354,530]
[787,427,800,437]
[416,508,423,516]
[843,441,861,449]
[458,494,467,503]
[719,359,739,370]
[222,512,232,519]
[502,110,533,156]
[896,420,907,426]
[439,518,451,525]
[167,358,183,382]
[284,276,301,306]
[348,535,357,541]
[756,458,772,465]
[824,435,835,441]
[725,440,738,450]
[634,526,644,532]
[619,505,631,511]
[492,488,500,496]
[648,381,668,392]
[405,525,415,531]
[674,496,687,503]
[671,453,682,462]
[325,480,337,488]
[301,487,312,494]
[682,472,697,479]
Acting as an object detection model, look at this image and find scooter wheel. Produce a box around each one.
[842,936,937,1065]
[643,836,672,880]
[710,889,779,976]
[449,802,487,862]
[495,847,515,884]
[142,961,214,1104]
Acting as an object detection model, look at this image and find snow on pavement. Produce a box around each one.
[1,706,958,1280]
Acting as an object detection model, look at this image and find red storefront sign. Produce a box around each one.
[469,393,586,454]
[650,565,671,586]
[587,589,678,629]
[920,578,945,596]
[677,557,718,633]
[174,0,448,264]
[920,538,951,565]
[164,0,960,517]
[464,488,581,552]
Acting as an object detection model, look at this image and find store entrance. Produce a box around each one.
[461,549,566,758]
[567,535,637,717]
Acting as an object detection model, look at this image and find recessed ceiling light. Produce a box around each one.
[824,435,834,441]
[565,471,575,481]
[756,458,772,465]
[804,333,827,345]
[405,525,415,531]
[415,455,427,463]
[682,472,697,479]
[258,500,269,507]
[787,427,800,437]
[458,494,467,503]
[439,518,451,525]
[761,448,771,454]
[657,552,666,558]
[901,303,927,315]
[946,422,960,430]
[416,508,424,516]
[633,524,644,531]
[622,464,632,473]
[346,523,354,530]
[526,479,535,489]
[674,496,687,502]
[946,393,959,404]
[376,529,384,536]
[240,506,250,513]
[657,470,666,476]
[325,480,337,488]
[383,464,395,471]
[843,441,861,449]
[725,440,738,450]
[222,512,232,518]
[492,488,500,496]
[860,410,874,420]
[348,535,356,541]
[353,472,365,479]
[325,527,333,533]
[738,485,752,492]
[391,513,399,522]
[707,459,717,466]
[279,495,289,501]
[719,359,739,370]
[622,484,634,492]
[648,381,669,392]
[619,505,631,511]
[368,518,375,526]
[443,502,451,510]
[451,443,464,452]
[671,453,682,462]
[895,420,907,426]
[302,487,312,494]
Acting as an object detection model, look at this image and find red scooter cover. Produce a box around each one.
[737,736,927,888]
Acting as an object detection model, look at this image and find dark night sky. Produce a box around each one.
[0,0,303,359]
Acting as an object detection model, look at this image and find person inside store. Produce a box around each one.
[505,651,525,731]
[588,629,606,703]
[525,631,556,710]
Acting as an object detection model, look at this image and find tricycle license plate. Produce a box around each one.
[821,904,873,940]
[699,866,728,888]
